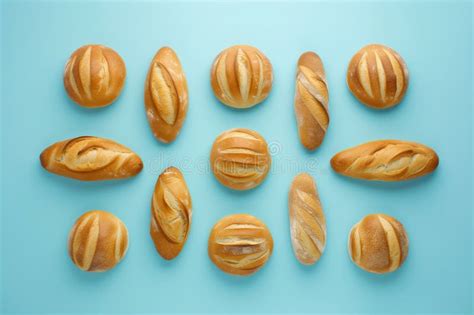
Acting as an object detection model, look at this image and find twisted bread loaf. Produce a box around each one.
[40,136,143,181]
[64,44,126,108]
[289,173,326,265]
[294,52,329,150]
[68,210,128,272]
[211,45,273,109]
[348,214,409,274]
[144,47,188,143]
[331,140,439,181]
[208,214,273,276]
[150,167,192,260]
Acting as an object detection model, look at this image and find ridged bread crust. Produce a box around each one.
[144,47,189,143]
[40,136,143,181]
[347,44,408,109]
[294,52,329,150]
[208,214,273,276]
[348,214,409,274]
[210,45,273,109]
[289,173,327,265]
[330,140,439,181]
[64,44,126,108]
[150,167,192,260]
[68,210,129,272]
[210,128,271,190]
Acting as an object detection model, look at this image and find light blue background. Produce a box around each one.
[1,0,472,314]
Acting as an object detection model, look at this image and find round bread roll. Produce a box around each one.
[64,44,126,107]
[210,45,273,108]
[68,210,128,272]
[348,214,408,274]
[347,44,408,109]
[210,128,271,190]
[208,214,273,276]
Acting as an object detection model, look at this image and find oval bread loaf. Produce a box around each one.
[348,213,409,274]
[330,140,439,181]
[211,45,273,109]
[144,47,189,143]
[40,136,143,181]
[64,44,126,108]
[294,52,329,150]
[150,167,192,260]
[347,44,409,109]
[210,128,271,190]
[68,210,129,272]
[208,214,273,276]
[289,173,327,265]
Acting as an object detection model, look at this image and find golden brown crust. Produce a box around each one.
[348,214,409,274]
[208,214,273,276]
[64,44,126,108]
[40,136,143,181]
[68,210,129,272]
[330,140,439,181]
[210,45,273,109]
[294,52,329,150]
[289,173,326,265]
[347,44,409,109]
[150,167,192,260]
[210,128,271,190]
[144,47,188,143]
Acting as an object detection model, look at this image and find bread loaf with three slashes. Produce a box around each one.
[331,140,439,181]
[40,136,143,181]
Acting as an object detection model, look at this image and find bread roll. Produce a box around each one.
[40,136,143,181]
[208,214,273,276]
[289,173,326,265]
[150,167,192,260]
[68,210,128,272]
[210,45,273,109]
[348,214,408,274]
[144,47,188,143]
[330,140,439,181]
[64,44,126,108]
[210,128,271,190]
[294,52,329,150]
[347,44,408,109]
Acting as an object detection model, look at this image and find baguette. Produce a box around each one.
[330,140,439,181]
[347,44,409,109]
[64,44,126,108]
[40,136,143,181]
[210,128,271,190]
[150,167,192,260]
[211,45,273,109]
[208,214,273,276]
[289,173,326,265]
[68,210,128,272]
[348,214,408,274]
[294,52,329,150]
[144,47,188,143]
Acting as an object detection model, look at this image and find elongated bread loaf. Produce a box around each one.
[40,136,143,181]
[64,44,126,108]
[210,128,271,190]
[208,214,273,276]
[330,140,439,181]
[348,214,408,274]
[211,45,273,109]
[294,52,329,150]
[144,47,188,143]
[347,44,409,109]
[68,210,129,272]
[289,173,326,265]
[150,167,192,260]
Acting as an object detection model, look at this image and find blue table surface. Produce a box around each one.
[1,0,472,314]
